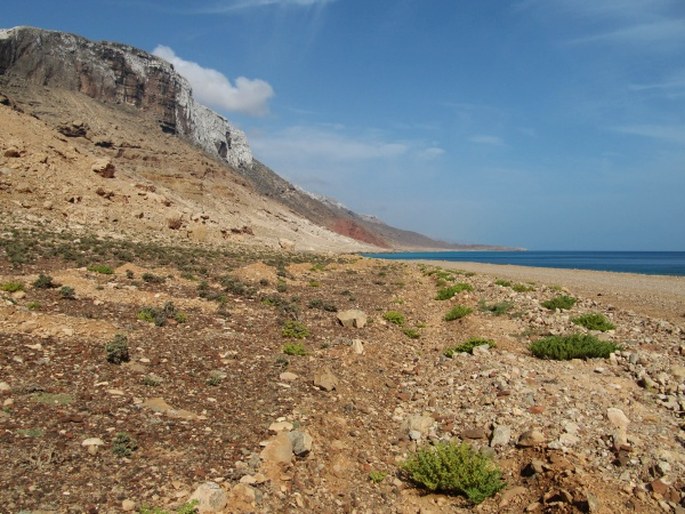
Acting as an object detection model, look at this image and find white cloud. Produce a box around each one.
[198,0,335,13]
[629,71,685,97]
[613,124,685,144]
[153,45,274,116]
[468,135,505,146]
[418,147,446,159]
[569,19,685,46]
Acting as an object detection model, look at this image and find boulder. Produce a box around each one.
[337,309,367,328]
[91,158,116,178]
[189,482,228,514]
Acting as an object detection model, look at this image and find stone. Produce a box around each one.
[278,238,295,251]
[586,492,600,512]
[91,158,116,178]
[517,429,545,447]
[121,499,136,512]
[58,120,87,137]
[0,382,10,393]
[313,369,338,391]
[189,481,228,513]
[650,478,669,496]
[268,421,294,433]
[227,483,257,512]
[141,397,199,420]
[3,147,21,158]
[336,309,368,328]
[461,427,487,440]
[499,486,527,508]
[607,408,630,429]
[490,425,511,447]
[279,372,298,381]
[288,430,313,457]
[403,414,434,435]
[81,437,105,455]
[260,431,293,464]
[351,339,364,354]
[671,366,685,381]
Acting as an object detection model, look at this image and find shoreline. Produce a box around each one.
[407,259,685,326]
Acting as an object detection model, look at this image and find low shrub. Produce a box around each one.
[572,312,615,332]
[512,283,535,293]
[33,273,56,289]
[403,328,421,339]
[402,441,505,504]
[59,286,76,299]
[142,272,165,284]
[282,320,309,339]
[541,295,576,310]
[87,264,113,275]
[494,279,512,287]
[383,311,406,326]
[443,337,495,357]
[529,334,620,360]
[435,283,473,300]
[112,432,137,457]
[282,342,307,356]
[105,334,130,364]
[369,470,387,483]
[308,298,337,312]
[444,305,472,321]
[0,281,24,292]
[478,300,513,316]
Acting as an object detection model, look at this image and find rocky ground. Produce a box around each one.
[1,229,684,513]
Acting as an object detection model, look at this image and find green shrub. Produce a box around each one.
[402,441,505,504]
[33,273,56,289]
[512,283,535,293]
[87,264,113,275]
[282,320,309,339]
[435,283,473,300]
[276,280,288,293]
[403,328,421,339]
[112,432,137,457]
[369,470,387,483]
[0,281,24,292]
[444,305,472,321]
[572,312,615,332]
[59,286,76,299]
[105,334,130,364]
[494,279,512,287]
[443,337,495,357]
[282,342,307,356]
[541,295,576,310]
[529,334,620,360]
[308,298,337,312]
[383,311,406,326]
[142,272,165,284]
[139,500,199,514]
[27,301,40,310]
[478,300,513,316]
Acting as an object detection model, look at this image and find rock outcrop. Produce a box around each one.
[0,26,252,168]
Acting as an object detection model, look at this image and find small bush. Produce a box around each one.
[444,337,495,357]
[142,272,165,284]
[308,298,337,312]
[87,264,113,275]
[541,295,576,310]
[112,432,137,457]
[33,273,56,289]
[206,370,226,386]
[0,281,24,292]
[403,328,421,339]
[283,342,307,356]
[369,470,387,483]
[383,311,406,326]
[529,334,620,360]
[59,286,76,299]
[512,283,535,293]
[572,312,615,332]
[444,305,472,321]
[494,279,512,287]
[282,320,309,339]
[435,283,473,300]
[479,300,513,316]
[27,301,40,310]
[276,280,288,293]
[402,441,505,504]
[105,334,130,364]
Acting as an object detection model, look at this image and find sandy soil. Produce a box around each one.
[413,260,685,326]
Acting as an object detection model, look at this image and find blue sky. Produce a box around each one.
[3,0,685,250]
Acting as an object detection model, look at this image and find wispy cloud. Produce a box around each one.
[629,71,685,97]
[468,135,506,147]
[196,0,335,13]
[613,124,685,144]
[569,19,685,46]
[153,46,274,116]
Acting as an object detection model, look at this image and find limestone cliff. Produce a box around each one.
[0,26,252,168]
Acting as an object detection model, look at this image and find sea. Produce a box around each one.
[361,251,685,277]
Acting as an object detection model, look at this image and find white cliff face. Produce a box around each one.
[0,26,252,168]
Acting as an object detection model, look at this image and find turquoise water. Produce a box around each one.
[362,251,685,276]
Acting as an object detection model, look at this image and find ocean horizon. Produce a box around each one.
[362,251,685,277]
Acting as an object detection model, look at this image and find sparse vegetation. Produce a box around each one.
[308,298,337,312]
[478,300,513,316]
[383,310,406,326]
[494,279,512,287]
[402,441,505,504]
[282,342,307,356]
[137,301,186,327]
[139,500,199,514]
[444,305,473,321]
[403,327,421,339]
[369,470,387,483]
[112,432,138,457]
[142,272,165,284]
[572,312,616,332]
[435,283,473,300]
[529,334,620,360]
[542,294,576,310]
[282,320,309,339]
[105,334,130,364]
[33,273,56,289]
[443,337,495,357]
[59,286,76,299]
[0,281,24,292]
[512,283,535,293]
[87,263,113,274]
